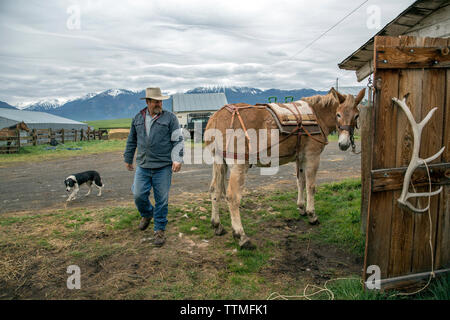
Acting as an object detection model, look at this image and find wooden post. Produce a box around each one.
[80,129,84,141]
[87,128,90,141]
[61,129,65,144]
[32,129,37,146]
[16,128,20,149]
[74,129,77,142]
[48,128,52,144]
[360,99,373,235]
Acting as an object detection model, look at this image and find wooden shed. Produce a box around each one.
[339,0,450,291]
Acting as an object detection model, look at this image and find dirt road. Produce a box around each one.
[0,141,361,214]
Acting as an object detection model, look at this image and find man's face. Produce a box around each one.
[146,98,162,114]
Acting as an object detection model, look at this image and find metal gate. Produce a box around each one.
[363,35,450,290]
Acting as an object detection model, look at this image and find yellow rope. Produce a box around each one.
[390,160,435,297]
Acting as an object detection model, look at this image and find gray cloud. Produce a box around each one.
[0,0,416,105]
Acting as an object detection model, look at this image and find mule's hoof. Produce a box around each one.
[214,224,227,236]
[298,205,306,216]
[308,217,320,225]
[232,231,241,240]
[307,212,320,225]
[239,236,256,250]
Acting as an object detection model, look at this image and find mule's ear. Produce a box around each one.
[330,87,346,104]
[355,88,366,105]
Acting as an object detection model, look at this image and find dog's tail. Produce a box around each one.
[95,175,104,188]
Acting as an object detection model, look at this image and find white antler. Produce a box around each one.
[392,95,445,213]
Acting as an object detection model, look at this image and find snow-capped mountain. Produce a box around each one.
[188,86,263,95]
[5,86,333,121]
[98,89,135,98]
[188,86,327,105]
[24,98,68,111]
[0,101,17,109]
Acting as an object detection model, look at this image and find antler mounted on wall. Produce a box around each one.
[392,94,445,213]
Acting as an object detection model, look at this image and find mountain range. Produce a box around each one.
[0,86,365,121]
[0,101,17,109]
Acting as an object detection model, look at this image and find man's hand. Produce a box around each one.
[172,161,182,172]
[125,162,134,171]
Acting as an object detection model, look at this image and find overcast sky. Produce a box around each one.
[0,0,416,105]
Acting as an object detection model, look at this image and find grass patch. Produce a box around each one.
[0,139,200,165]
[263,179,364,256]
[228,249,270,274]
[84,118,132,129]
[417,273,450,300]
[0,140,127,165]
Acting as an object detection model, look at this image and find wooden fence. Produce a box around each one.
[362,35,450,291]
[0,128,108,154]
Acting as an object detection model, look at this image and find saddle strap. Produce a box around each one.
[224,104,253,153]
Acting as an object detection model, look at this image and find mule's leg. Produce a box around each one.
[210,163,227,236]
[296,156,306,216]
[305,152,321,225]
[226,163,254,249]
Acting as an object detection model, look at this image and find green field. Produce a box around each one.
[84,118,132,129]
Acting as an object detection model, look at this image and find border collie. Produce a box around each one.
[64,170,104,202]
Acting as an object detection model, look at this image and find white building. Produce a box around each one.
[0,108,89,131]
[172,93,228,128]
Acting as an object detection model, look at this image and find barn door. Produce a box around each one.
[364,35,450,290]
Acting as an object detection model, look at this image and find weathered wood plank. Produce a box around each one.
[356,60,374,82]
[376,46,450,69]
[435,51,450,270]
[406,4,450,38]
[388,54,422,276]
[371,162,450,192]
[365,35,400,280]
[411,37,447,274]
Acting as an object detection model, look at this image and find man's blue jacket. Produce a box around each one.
[124,108,184,169]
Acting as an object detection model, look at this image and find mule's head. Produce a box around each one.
[335,88,365,151]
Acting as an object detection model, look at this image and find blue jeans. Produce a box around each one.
[132,165,172,231]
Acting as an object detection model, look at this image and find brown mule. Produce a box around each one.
[205,88,365,249]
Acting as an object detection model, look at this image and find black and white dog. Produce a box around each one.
[64,171,104,202]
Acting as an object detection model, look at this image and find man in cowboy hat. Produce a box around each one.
[124,87,184,247]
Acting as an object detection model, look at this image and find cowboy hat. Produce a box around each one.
[140,87,170,100]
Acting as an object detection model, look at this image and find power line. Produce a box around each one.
[273,0,369,65]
